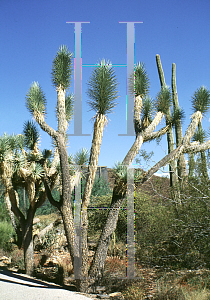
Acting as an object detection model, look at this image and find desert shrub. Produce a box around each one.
[88,194,112,237]
[91,176,111,197]
[134,177,210,269]
[0,221,15,251]
[154,270,210,300]
[0,202,10,222]
[41,227,59,251]
[10,248,25,270]
[135,192,175,266]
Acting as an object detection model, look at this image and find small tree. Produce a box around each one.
[0,124,57,275]
[80,59,119,290]
[26,45,76,265]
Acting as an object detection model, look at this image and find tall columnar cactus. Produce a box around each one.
[171,63,187,182]
[156,55,178,190]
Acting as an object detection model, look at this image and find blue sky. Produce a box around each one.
[0,0,210,171]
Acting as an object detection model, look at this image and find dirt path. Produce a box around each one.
[0,268,93,300]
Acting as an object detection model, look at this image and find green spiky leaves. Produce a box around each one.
[73,148,89,165]
[23,121,40,151]
[26,82,47,115]
[51,45,73,89]
[0,134,25,161]
[141,96,154,129]
[133,62,150,97]
[30,162,44,180]
[171,106,185,127]
[87,59,119,116]
[193,127,207,143]
[65,93,74,122]
[191,86,210,116]
[156,86,172,116]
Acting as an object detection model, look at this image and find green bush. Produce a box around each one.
[91,176,111,197]
[0,221,14,251]
[0,202,10,222]
[88,194,112,237]
[134,179,210,269]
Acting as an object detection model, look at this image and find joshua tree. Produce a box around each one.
[79,59,119,291]
[190,86,210,180]
[25,45,76,265]
[0,122,57,275]
[73,148,89,166]
[23,48,210,292]
[87,62,171,290]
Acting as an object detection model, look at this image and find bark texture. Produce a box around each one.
[79,114,107,292]
[56,134,75,264]
[171,63,187,181]
[23,206,35,276]
[134,95,142,135]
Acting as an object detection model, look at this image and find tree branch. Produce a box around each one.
[33,111,57,139]
[42,177,61,210]
[143,125,169,142]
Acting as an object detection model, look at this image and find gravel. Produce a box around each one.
[0,268,93,300]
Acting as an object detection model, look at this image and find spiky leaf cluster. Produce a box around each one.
[65,93,74,122]
[26,82,47,115]
[193,127,207,143]
[156,86,172,116]
[113,162,127,192]
[73,148,89,165]
[23,121,40,151]
[141,96,154,129]
[87,59,119,115]
[13,152,27,173]
[132,62,150,97]
[51,45,73,89]
[191,86,210,115]
[113,162,144,192]
[27,152,43,162]
[0,134,11,161]
[42,149,52,160]
[16,134,25,150]
[171,106,185,127]
[30,163,44,180]
[0,134,23,161]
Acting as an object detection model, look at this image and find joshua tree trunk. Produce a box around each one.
[23,206,35,276]
[56,134,75,264]
[171,63,187,183]
[33,108,76,266]
[88,188,126,289]
[79,114,107,292]
[134,95,142,135]
[4,191,22,247]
